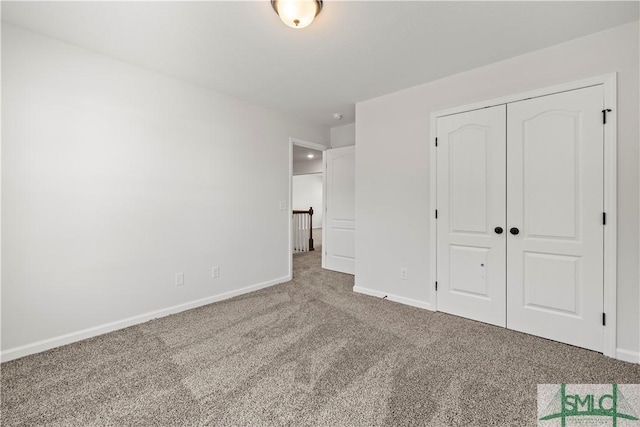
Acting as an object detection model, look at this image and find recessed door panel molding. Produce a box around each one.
[450,125,490,234]
[506,85,604,352]
[433,76,616,356]
[522,252,580,316]
[523,111,581,240]
[436,105,507,327]
[449,245,490,299]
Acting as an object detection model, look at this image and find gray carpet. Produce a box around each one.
[2,248,639,426]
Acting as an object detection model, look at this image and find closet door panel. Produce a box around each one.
[436,105,507,327]
[506,86,604,352]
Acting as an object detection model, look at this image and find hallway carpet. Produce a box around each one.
[2,248,639,426]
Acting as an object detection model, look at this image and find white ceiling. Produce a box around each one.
[2,1,638,129]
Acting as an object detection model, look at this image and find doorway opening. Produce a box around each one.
[288,138,327,278]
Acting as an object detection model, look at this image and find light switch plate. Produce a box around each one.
[175,272,184,286]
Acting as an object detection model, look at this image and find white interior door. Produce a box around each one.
[323,146,355,274]
[506,86,604,352]
[436,105,507,327]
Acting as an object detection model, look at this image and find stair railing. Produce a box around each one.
[292,207,314,253]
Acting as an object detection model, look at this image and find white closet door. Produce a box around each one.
[323,146,355,274]
[436,105,507,327]
[506,86,604,352]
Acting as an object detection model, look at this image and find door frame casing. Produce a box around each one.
[429,73,617,358]
[289,137,328,278]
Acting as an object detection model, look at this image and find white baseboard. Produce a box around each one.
[616,348,640,364]
[353,286,433,311]
[1,274,291,363]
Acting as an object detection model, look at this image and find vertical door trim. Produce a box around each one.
[602,74,617,360]
[429,73,617,359]
[322,150,327,269]
[429,114,438,309]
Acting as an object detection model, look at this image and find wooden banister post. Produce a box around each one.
[309,207,314,251]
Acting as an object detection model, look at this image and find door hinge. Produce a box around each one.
[602,109,612,124]
[603,212,606,225]
[435,281,438,291]
[435,209,438,219]
[602,312,606,326]
[435,137,438,147]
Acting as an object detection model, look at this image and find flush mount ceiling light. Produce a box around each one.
[307,154,315,159]
[271,0,323,29]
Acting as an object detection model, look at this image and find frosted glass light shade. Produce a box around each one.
[271,0,323,29]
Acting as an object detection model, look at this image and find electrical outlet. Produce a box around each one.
[212,266,220,278]
[175,272,184,286]
[279,201,287,211]
[400,268,408,280]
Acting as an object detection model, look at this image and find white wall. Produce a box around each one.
[1,25,328,357]
[330,123,355,148]
[355,22,639,358]
[292,174,323,228]
[293,158,322,175]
